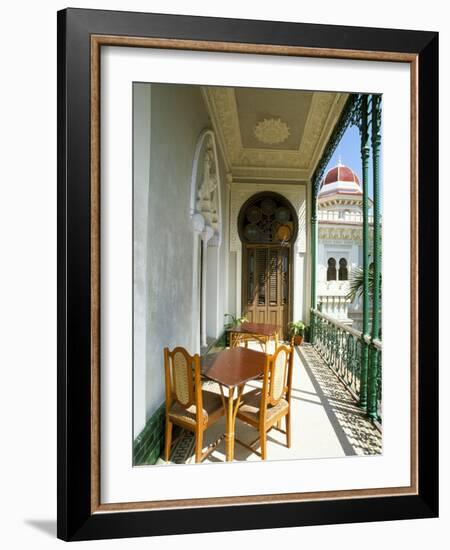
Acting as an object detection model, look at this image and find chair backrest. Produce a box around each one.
[262,344,294,409]
[164,347,202,416]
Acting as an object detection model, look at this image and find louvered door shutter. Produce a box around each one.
[281,248,289,305]
[255,248,268,305]
[268,249,278,306]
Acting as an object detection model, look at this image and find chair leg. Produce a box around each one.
[286,413,291,448]
[164,419,173,462]
[260,429,267,460]
[195,428,203,463]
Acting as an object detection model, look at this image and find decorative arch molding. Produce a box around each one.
[190,130,224,352]
[190,129,222,246]
[230,183,306,252]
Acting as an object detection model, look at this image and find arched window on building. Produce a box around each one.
[327,257,337,281]
[339,257,348,280]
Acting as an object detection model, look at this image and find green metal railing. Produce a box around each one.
[311,309,382,422]
[371,338,382,423]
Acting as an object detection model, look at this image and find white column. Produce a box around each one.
[201,226,214,348]
[293,245,305,322]
[235,245,242,317]
[191,213,205,354]
[206,241,220,338]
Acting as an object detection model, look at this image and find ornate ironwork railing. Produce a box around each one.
[310,309,382,422]
[371,337,382,423]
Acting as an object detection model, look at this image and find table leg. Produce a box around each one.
[230,332,241,348]
[225,386,235,461]
[224,385,245,461]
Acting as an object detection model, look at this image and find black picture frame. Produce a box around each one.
[57,7,438,541]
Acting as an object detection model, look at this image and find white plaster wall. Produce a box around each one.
[134,84,230,427]
[133,83,151,437]
[227,247,237,316]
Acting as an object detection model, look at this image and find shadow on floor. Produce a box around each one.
[299,345,382,456]
[25,519,56,538]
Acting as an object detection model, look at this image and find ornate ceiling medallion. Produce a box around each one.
[254,117,290,145]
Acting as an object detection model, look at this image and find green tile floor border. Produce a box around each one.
[133,403,166,466]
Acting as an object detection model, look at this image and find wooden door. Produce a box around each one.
[243,245,290,337]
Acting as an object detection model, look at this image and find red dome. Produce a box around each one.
[319,162,362,199]
[323,164,360,186]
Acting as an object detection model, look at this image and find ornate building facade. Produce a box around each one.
[317,161,372,329]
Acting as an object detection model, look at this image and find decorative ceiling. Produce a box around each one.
[202,86,349,184]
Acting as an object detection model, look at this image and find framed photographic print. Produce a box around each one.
[57,7,438,541]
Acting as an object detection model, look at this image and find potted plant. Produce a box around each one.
[223,313,247,329]
[223,314,247,346]
[287,320,305,346]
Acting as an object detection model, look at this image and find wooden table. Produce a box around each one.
[228,322,280,352]
[202,347,267,462]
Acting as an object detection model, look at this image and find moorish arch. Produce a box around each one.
[229,183,307,332]
[237,191,299,337]
[189,130,222,351]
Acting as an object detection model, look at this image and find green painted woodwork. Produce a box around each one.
[358,95,370,410]
[310,197,318,341]
[133,403,166,466]
[368,95,382,421]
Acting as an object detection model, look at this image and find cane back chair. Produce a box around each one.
[235,344,294,460]
[164,346,224,463]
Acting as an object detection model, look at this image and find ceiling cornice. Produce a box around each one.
[202,86,349,184]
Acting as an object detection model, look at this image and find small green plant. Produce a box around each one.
[223,313,247,330]
[287,320,305,337]
[346,265,382,302]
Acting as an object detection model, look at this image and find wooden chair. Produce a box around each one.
[164,347,224,463]
[235,344,294,460]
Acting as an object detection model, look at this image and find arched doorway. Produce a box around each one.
[238,192,298,337]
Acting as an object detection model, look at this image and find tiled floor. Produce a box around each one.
[157,343,382,465]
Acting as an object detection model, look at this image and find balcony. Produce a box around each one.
[317,210,374,224]
[158,329,382,465]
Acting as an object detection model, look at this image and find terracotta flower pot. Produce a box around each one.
[291,335,303,346]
